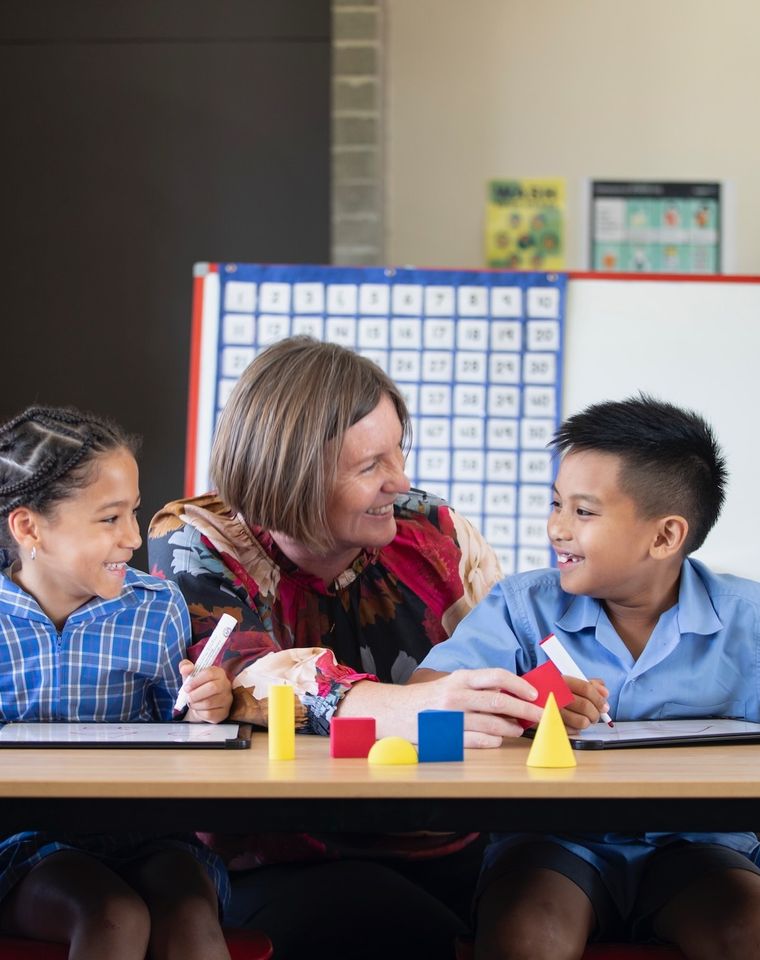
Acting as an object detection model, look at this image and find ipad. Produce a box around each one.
[0,721,252,749]
[568,718,760,750]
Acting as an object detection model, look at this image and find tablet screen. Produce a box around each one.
[569,718,760,750]
[0,721,251,748]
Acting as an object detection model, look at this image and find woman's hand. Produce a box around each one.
[338,668,543,748]
[179,660,233,724]
[559,676,610,733]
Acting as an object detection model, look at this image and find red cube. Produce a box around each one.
[330,716,377,758]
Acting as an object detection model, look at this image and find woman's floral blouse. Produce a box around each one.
[148,488,502,867]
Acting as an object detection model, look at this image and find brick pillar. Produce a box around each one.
[332,0,384,265]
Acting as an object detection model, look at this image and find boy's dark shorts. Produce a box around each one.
[476,839,760,942]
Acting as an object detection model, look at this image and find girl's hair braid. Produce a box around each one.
[0,406,140,557]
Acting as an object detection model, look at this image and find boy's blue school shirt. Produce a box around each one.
[419,557,760,722]
[0,566,190,721]
[417,557,760,887]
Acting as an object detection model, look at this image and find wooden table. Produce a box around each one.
[1,735,758,833]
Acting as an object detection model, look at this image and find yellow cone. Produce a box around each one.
[526,692,577,768]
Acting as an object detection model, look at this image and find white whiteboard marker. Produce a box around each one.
[540,633,614,727]
[174,612,237,712]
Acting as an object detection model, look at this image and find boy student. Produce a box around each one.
[413,395,760,960]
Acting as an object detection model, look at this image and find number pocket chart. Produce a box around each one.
[187,263,567,574]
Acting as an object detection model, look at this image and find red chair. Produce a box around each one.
[226,931,274,960]
[456,940,684,960]
[0,928,273,959]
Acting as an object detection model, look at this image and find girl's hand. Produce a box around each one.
[179,660,233,724]
[560,676,609,733]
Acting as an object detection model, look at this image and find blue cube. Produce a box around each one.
[418,710,464,762]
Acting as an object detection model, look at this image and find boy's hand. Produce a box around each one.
[179,660,233,724]
[560,676,610,733]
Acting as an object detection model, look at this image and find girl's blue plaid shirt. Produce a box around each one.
[0,557,189,722]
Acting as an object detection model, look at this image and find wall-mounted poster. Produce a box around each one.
[486,178,565,271]
[187,262,568,576]
[590,180,722,274]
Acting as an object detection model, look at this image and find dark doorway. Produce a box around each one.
[0,1,331,569]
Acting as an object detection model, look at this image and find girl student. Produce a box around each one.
[0,406,233,960]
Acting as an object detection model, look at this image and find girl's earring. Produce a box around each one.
[30,547,36,561]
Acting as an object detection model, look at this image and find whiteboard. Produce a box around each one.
[565,275,760,579]
[186,268,760,581]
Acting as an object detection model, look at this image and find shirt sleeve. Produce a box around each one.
[149,521,283,668]
[150,581,190,720]
[148,521,376,734]
[448,508,503,608]
[416,579,532,675]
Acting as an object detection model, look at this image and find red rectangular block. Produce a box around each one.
[517,660,574,729]
[330,717,376,758]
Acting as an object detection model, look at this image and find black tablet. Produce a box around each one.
[568,719,760,750]
[0,721,252,749]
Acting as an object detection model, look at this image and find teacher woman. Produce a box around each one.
[149,337,540,959]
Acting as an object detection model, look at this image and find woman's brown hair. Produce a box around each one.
[210,337,411,554]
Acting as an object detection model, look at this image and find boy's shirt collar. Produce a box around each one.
[555,557,723,639]
[675,557,723,636]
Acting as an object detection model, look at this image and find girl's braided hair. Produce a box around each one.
[0,406,139,557]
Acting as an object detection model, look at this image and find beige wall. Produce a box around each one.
[385,0,759,272]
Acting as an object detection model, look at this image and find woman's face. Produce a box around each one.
[324,393,411,554]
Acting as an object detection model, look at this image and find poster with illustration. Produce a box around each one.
[590,181,721,274]
[486,178,565,270]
